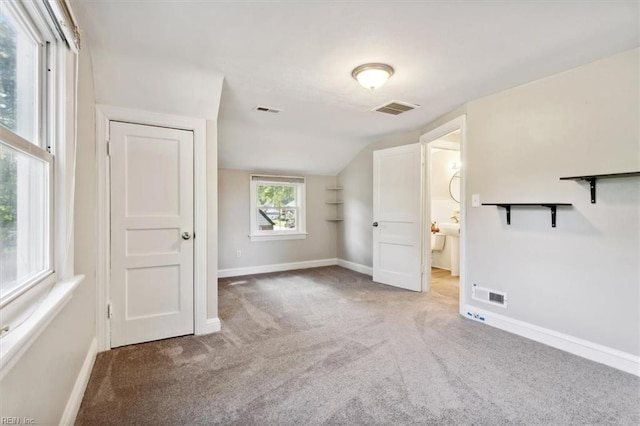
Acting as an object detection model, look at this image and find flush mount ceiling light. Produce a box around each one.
[351,63,394,90]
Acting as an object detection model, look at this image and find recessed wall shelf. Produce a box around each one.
[482,203,572,228]
[326,187,343,222]
[559,171,640,204]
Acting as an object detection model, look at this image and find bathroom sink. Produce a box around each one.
[438,222,460,237]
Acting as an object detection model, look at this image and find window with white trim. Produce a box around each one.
[249,175,306,242]
[0,2,55,308]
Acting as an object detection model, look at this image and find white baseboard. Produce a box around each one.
[337,259,373,276]
[462,304,640,377]
[198,317,221,335]
[59,337,97,425]
[218,258,338,278]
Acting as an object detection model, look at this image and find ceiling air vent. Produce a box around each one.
[374,101,420,115]
[254,106,281,114]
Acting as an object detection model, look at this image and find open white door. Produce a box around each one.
[373,143,423,291]
[110,121,194,347]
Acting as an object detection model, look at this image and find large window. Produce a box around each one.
[249,175,306,241]
[0,2,54,307]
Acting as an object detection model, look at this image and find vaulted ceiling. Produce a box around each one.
[73,1,639,175]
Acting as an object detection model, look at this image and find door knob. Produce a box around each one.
[372,222,379,227]
[182,232,192,240]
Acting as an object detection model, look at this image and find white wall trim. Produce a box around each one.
[0,275,84,381]
[95,105,210,350]
[248,232,308,242]
[218,258,338,278]
[337,259,373,276]
[462,303,640,377]
[59,337,97,426]
[203,317,221,334]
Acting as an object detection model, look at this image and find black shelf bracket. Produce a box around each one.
[497,204,511,225]
[541,204,558,228]
[560,171,640,204]
[482,203,571,228]
[588,178,596,204]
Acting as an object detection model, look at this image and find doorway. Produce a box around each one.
[420,116,466,313]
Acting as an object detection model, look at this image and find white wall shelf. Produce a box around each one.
[326,187,343,222]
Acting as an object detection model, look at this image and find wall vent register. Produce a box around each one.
[472,284,507,308]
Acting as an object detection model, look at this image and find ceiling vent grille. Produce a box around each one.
[374,101,420,115]
[254,106,281,114]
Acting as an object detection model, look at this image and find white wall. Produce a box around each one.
[91,50,224,120]
[218,169,338,271]
[430,148,461,224]
[465,48,639,355]
[431,149,461,270]
[0,44,97,423]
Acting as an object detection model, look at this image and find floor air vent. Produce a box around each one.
[374,101,420,115]
[254,106,281,113]
[472,285,507,308]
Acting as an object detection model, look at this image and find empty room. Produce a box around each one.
[0,0,639,424]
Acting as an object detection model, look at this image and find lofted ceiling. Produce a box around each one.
[72,0,639,175]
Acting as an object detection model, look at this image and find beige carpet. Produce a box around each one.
[76,266,639,425]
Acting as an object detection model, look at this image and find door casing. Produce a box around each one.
[95,105,216,351]
[419,115,467,314]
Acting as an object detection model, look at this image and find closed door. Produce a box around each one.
[110,121,194,347]
[372,143,423,292]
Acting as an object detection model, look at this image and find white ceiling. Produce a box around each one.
[73,0,639,175]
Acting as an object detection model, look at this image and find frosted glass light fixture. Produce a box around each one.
[352,63,394,90]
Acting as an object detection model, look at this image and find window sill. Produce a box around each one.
[0,275,85,380]
[249,232,308,242]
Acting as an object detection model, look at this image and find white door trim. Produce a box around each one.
[95,105,211,352]
[419,115,467,315]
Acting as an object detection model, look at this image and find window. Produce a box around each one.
[0,2,54,308]
[249,175,306,241]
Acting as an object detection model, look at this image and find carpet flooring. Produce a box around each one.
[76,266,640,425]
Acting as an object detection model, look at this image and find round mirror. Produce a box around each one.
[449,171,460,203]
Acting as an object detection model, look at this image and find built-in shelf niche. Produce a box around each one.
[482,203,572,228]
[326,187,343,222]
[559,171,640,203]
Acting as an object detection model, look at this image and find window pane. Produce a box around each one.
[0,7,38,143]
[257,184,297,231]
[0,142,48,300]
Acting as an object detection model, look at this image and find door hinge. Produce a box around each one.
[106,141,111,156]
[107,302,113,318]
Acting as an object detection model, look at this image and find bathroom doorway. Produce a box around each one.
[420,116,466,313]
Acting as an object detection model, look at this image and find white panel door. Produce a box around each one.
[110,121,194,347]
[373,143,423,291]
